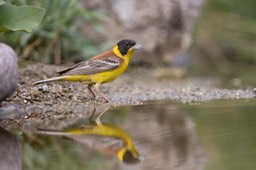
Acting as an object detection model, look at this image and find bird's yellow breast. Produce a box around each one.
[89,61,128,84]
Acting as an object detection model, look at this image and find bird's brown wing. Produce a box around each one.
[71,135,125,155]
[57,51,123,76]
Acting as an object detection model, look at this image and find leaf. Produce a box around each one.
[0,4,46,33]
[0,0,5,6]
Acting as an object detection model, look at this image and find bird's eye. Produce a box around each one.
[126,43,129,47]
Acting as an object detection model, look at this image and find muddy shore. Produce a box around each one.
[0,64,255,129]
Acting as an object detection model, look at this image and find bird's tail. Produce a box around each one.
[33,76,66,85]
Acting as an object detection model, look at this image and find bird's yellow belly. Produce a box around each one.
[62,62,128,84]
[90,65,127,84]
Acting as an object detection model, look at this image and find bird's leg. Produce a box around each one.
[95,105,110,125]
[88,107,96,123]
[94,83,109,102]
[87,84,96,99]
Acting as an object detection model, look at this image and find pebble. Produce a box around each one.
[62,88,68,92]
[253,88,256,93]
[69,84,74,91]
[42,84,49,92]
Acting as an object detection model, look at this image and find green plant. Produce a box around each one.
[0,0,45,32]
[1,0,108,64]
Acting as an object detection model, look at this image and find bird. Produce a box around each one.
[34,39,142,102]
[36,122,142,164]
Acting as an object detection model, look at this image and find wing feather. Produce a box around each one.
[71,134,125,152]
[57,56,122,76]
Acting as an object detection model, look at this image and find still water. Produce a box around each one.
[0,99,255,170]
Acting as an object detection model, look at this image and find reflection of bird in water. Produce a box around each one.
[36,122,142,164]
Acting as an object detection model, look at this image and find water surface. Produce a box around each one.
[0,99,255,170]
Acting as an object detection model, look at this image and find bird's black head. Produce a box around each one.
[117,39,141,56]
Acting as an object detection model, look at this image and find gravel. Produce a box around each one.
[0,64,255,129]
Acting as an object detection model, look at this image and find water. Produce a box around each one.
[0,99,255,170]
[180,100,256,170]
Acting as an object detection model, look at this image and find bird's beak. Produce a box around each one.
[132,44,142,50]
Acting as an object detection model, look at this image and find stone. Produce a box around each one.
[0,43,18,102]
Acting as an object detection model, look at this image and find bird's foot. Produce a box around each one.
[87,84,110,103]
[96,95,110,103]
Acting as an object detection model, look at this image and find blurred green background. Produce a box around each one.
[190,0,256,86]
